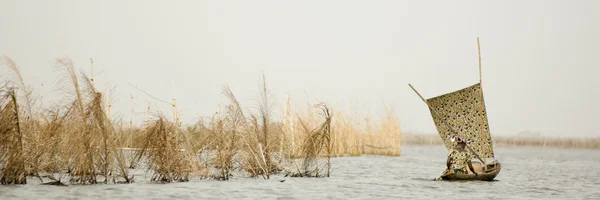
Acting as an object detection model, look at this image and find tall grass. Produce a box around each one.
[211,86,245,180]
[55,58,133,184]
[332,106,401,156]
[283,103,402,158]
[216,77,280,179]
[2,56,43,178]
[285,103,332,177]
[0,57,134,185]
[0,56,405,185]
[134,115,199,182]
[0,88,27,184]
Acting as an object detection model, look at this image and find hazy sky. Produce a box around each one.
[1,0,599,137]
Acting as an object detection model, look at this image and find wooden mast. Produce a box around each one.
[478,37,483,85]
[477,37,489,170]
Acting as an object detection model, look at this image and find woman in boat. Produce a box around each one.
[445,135,478,176]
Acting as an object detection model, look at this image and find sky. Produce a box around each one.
[1,0,599,138]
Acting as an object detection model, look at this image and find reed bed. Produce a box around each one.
[0,57,134,185]
[403,133,600,149]
[283,104,402,158]
[0,56,404,185]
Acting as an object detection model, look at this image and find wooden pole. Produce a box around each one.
[146,101,150,124]
[291,110,295,157]
[477,37,482,85]
[477,37,488,170]
[129,95,134,127]
[129,95,134,148]
[172,81,178,125]
[107,86,111,117]
[408,83,486,165]
[217,104,221,122]
[281,92,290,160]
[40,82,44,108]
[90,58,94,87]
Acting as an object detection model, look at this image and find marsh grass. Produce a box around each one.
[218,76,281,180]
[1,56,405,185]
[134,115,199,182]
[0,57,134,185]
[331,106,401,157]
[0,88,27,184]
[53,58,134,184]
[284,103,332,177]
[209,86,244,180]
[283,103,402,158]
[1,56,38,184]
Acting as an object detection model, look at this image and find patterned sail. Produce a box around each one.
[426,83,495,159]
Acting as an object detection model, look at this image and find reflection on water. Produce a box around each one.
[1,145,598,199]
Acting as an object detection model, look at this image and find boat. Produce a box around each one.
[440,160,501,181]
[409,37,501,181]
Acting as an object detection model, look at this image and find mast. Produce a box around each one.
[90,58,94,87]
[477,37,487,167]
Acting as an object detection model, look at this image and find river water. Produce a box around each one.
[1,145,599,199]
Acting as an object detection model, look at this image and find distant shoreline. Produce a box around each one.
[402,133,600,149]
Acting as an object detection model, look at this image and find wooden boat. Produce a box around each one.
[440,160,501,181]
[410,37,501,181]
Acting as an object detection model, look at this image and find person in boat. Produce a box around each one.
[445,135,478,176]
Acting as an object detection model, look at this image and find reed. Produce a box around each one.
[192,82,286,180]
[226,75,280,179]
[36,106,69,184]
[53,58,133,184]
[0,88,27,184]
[251,75,279,177]
[191,105,235,181]
[284,103,332,177]
[333,106,401,156]
[134,114,200,182]
[282,102,402,158]
[1,56,43,181]
[210,86,244,180]
[1,56,405,185]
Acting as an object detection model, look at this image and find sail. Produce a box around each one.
[426,83,495,159]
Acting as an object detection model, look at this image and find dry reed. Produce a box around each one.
[0,88,27,184]
[52,58,133,184]
[223,75,280,179]
[210,86,245,180]
[284,103,332,177]
[283,102,402,158]
[134,115,199,182]
[1,56,405,185]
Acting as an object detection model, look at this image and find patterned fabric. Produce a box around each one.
[448,148,474,172]
[426,83,495,158]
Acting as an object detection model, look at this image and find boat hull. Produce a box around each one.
[440,161,501,181]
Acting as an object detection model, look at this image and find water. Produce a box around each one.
[1,145,599,200]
